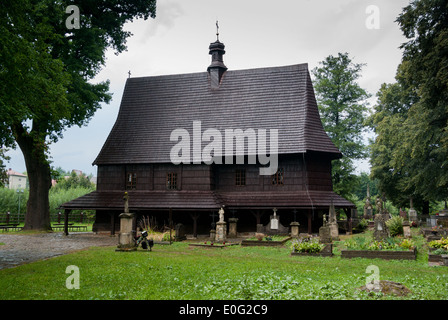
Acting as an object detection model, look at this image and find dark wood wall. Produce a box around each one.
[95,153,333,192]
[213,155,305,191]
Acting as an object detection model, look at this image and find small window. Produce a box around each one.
[166,172,178,190]
[235,169,246,186]
[126,172,137,190]
[272,168,284,185]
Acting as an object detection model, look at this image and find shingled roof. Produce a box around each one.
[60,189,354,211]
[93,63,341,165]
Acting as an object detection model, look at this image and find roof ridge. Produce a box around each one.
[127,63,309,81]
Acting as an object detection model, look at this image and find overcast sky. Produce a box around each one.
[6,0,410,176]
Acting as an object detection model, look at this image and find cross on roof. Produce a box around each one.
[216,20,219,41]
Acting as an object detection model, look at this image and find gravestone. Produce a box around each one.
[408,199,418,224]
[266,208,289,235]
[270,208,279,230]
[175,223,186,241]
[228,218,238,238]
[290,222,300,238]
[402,220,411,239]
[319,215,332,244]
[257,208,289,235]
[363,185,373,219]
[399,208,407,219]
[373,214,390,241]
[215,207,227,242]
[116,192,136,251]
[328,203,339,241]
[376,197,383,215]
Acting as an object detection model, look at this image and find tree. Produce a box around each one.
[53,170,95,191]
[0,1,156,230]
[352,172,379,202]
[393,0,448,203]
[368,62,428,211]
[0,148,10,187]
[368,0,448,214]
[312,52,371,198]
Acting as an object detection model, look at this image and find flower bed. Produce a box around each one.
[290,237,333,257]
[428,237,448,251]
[241,235,291,247]
[341,237,417,260]
[427,238,448,265]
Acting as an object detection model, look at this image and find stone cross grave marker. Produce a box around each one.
[270,208,279,230]
[373,214,390,241]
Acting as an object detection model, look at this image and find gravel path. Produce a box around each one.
[0,232,117,270]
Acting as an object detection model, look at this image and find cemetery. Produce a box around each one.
[2,193,448,300]
[2,0,448,304]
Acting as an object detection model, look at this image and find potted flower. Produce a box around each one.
[431,225,440,235]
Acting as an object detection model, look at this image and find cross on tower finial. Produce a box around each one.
[128,70,131,78]
[216,20,219,41]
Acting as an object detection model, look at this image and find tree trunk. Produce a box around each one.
[13,124,52,231]
[422,200,430,216]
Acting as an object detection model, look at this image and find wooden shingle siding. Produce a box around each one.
[93,64,341,166]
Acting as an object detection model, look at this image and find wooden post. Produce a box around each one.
[307,210,312,234]
[110,212,115,236]
[252,210,262,225]
[169,208,173,245]
[64,209,71,236]
[190,213,200,238]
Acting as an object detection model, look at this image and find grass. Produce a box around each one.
[1,230,448,300]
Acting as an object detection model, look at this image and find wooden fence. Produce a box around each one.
[0,212,94,224]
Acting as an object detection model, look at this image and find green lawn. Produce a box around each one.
[1,235,448,300]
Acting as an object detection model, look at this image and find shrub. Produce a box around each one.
[291,238,324,253]
[428,237,448,250]
[343,236,415,251]
[399,238,415,250]
[354,219,368,232]
[432,248,448,255]
[386,216,404,236]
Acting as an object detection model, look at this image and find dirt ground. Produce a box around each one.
[0,232,117,270]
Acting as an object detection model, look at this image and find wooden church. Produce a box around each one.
[61,31,355,236]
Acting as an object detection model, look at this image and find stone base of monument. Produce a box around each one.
[329,223,339,241]
[290,222,300,238]
[228,218,238,238]
[215,221,227,242]
[318,225,332,244]
[116,212,137,252]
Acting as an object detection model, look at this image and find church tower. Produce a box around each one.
[207,21,227,89]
